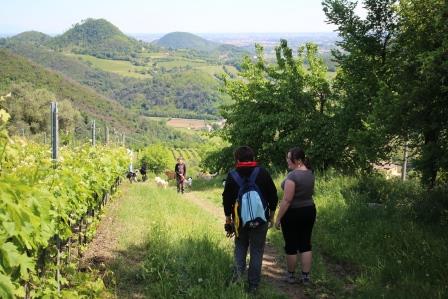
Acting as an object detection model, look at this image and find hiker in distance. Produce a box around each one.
[222,146,278,293]
[275,147,316,284]
[175,157,186,194]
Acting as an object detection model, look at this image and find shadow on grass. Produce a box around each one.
[107,237,239,298]
[108,243,149,298]
[101,224,286,298]
[312,176,448,298]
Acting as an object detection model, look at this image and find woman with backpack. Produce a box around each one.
[275,147,316,285]
[222,146,278,293]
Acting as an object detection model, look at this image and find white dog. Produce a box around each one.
[155,176,168,189]
[185,177,192,188]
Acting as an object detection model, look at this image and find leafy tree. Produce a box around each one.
[323,0,448,186]
[322,0,398,171]
[220,41,334,171]
[384,0,448,187]
[0,83,81,136]
[140,144,171,174]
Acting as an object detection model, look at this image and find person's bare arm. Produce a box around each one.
[275,179,295,229]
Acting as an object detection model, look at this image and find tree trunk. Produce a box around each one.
[422,129,439,189]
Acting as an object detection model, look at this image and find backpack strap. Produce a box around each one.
[230,167,260,187]
[248,167,260,183]
[229,169,244,187]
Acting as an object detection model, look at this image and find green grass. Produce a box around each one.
[196,65,226,76]
[68,54,152,78]
[192,173,448,298]
[102,181,285,298]
[82,169,448,298]
[312,173,448,298]
[157,58,207,69]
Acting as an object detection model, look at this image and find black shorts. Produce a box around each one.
[280,205,316,254]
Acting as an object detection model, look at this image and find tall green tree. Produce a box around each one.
[322,0,398,171]
[140,143,171,174]
[0,83,81,136]
[220,41,334,170]
[384,0,448,187]
[323,0,448,186]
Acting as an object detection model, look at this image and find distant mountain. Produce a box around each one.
[47,18,143,59]
[153,32,248,65]
[154,32,219,51]
[6,31,52,45]
[1,42,226,119]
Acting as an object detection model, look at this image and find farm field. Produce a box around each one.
[67,53,152,79]
[166,118,209,130]
[67,52,237,80]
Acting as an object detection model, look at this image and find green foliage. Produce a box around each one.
[0,128,128,297]
[155,32,220,52]
[311,173,448,297]
[321,0,398,172]
[4,31,51,46]
[2,39,230,119]
[47,18,143,59]
[140,144,171,174]
[219,41,334,171]
[154,32,248,65]
[322,0,448,186]
[346,175,448,226]
[0,49,199,146]
[200,145,235,174]
[1,83,81,135]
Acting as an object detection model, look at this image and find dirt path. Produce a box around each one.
[82,184,307,298]
[183,192,307,299]
[81,192,123,265]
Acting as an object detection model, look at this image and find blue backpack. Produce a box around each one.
[230,167,267,229]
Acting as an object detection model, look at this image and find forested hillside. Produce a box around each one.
[153,32,248,65]
[0,49,202,145]
[0,19,239,119]
[47,18,146,59]
[4,30,52,45]
[155,32,220,51]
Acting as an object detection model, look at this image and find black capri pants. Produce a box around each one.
[280,205,316,254]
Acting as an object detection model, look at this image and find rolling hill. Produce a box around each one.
[154,32,219,51]
[2,42,229,118]
[47,18,145,59]
[1,19,240,121]
[4,30,52,45]
[153,32,248,65]
[0,48,201,145]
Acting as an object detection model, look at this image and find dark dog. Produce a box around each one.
[126,171,138,183]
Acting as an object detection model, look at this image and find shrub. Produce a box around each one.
[140,144,170,174]
[344,175,448,226]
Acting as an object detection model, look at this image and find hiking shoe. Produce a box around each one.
[247,284,258,294]
[299,276,311,285]
[284,272,296,284]
[227,271,244,286]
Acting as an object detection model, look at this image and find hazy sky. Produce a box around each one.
[0,0,340,34]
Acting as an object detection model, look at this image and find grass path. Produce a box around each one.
[84,176,448,298]
[183,192,307,299]
[81,182,152,298]
[82,180,345,298]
